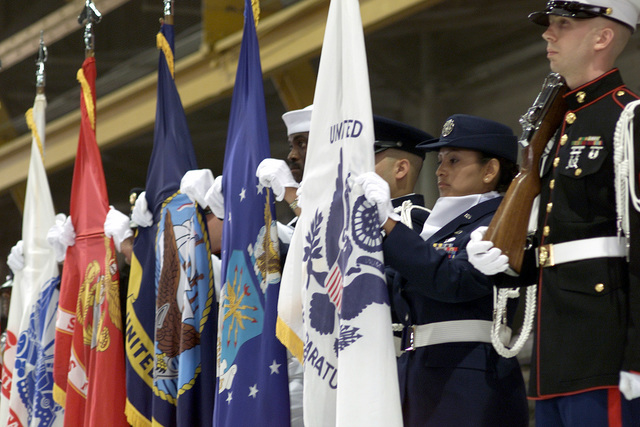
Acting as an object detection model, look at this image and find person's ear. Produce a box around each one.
[594,26,614,52]
[395,158,410,180]
[482,158,500,185]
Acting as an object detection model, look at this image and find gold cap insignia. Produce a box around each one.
[442,119,454,137]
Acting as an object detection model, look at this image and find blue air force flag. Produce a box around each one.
[213,1,290,425]
[277,0,403,425]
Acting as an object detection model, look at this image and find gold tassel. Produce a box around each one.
[76,69,96,131]
[156,32,175,79]
[25,108,44,159]
[251,0,260,28]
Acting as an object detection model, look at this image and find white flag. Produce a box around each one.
[277,0,402,425]
[6,93,63,427]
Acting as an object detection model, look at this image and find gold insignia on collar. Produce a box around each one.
[617,90,625,97]
[442,119,454,137]
[576,91,586,103]
[605,7,612,15]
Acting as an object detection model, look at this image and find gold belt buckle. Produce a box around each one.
[539,243,555,267]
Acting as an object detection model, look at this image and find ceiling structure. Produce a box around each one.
[0,0,639,280]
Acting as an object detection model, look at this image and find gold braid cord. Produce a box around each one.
[25,108,44,159]
[77,68,96,130]
[252,0,260,28]
[156,32,174,79]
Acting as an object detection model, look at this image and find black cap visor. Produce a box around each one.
[529,1,613,26]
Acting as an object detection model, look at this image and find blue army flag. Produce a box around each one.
[277,0,403,424]
[124,21,215,427]
[212,0,290,425]
[6,94,63,427]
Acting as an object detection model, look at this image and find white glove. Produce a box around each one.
[104,206,134,252]
[47,213,76,263]
[131,191,153,228]
[620,371,640,400]
[354,172,400,225]
[7,241,24,273]
[180,169,215,209]
[205,175,225,219]
[467,226,509,275]
[256,158,299,202]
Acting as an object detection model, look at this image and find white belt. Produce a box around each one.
[537,236,627,268]
[394,320,511,354]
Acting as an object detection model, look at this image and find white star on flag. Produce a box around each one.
[269,360,281,375]
[249,384,259,399]
[240,187,246,201]
[226,392,233,404]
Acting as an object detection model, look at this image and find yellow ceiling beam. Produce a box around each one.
[271,60,317,111]
[0,0,442,194]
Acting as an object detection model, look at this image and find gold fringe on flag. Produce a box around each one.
[252,0,260,28]
[156,32,174,79]
[25,108,44,159]
[77,68,96,131]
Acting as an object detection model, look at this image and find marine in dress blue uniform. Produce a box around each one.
[380,115,529,426]
[493,2,640,425]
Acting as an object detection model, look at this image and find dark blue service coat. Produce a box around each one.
[384,197,528,427]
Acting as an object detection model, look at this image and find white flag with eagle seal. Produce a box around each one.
[276,0,402,425]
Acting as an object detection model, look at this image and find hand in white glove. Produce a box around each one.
[205,175,224,219]
[354,172,401,225]
[104,206,134,252]
[467,226,509,275]
[131,191,153,228]
[7,240,24,273]
[47,213,76,263]
[180,169,215,209]
[620,371,640,400]
[256,158,299,202]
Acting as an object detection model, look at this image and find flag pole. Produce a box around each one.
[163,0,174,25]
[35,31,47,95]
[78,0,101,58]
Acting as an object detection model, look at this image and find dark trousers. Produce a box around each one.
[535,389,640,427]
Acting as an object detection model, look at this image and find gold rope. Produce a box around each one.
[252,0,260,28]
[77,68,96,130]
[156,32,174,79]
[25,108,44,159]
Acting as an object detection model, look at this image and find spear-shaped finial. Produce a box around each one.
[78,0,102,56]
[163,0,174,25]
[36,31,47,92]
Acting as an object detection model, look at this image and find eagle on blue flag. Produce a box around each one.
[213,1,290,426]
[124,21,216,427]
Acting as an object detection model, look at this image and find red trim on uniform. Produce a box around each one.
[608,388,622,427]
[565,69,618,96]
[529,385,617,400]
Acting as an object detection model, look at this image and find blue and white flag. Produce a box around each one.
[213,1,290,425]
[277,0,403,425]
[7,93,63,427]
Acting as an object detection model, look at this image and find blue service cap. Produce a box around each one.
[373,115,434,159]
[417,114,518,164]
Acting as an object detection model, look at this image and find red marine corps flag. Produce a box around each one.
[53,3,128,425]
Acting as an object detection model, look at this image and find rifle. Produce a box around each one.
[484,73,568,273]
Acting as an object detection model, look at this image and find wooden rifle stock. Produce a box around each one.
[484,73,568,274]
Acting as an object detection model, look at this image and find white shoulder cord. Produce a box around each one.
[394,200,432,230]
[491,285,537,358]
[614,100,640,254]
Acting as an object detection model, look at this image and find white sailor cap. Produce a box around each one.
[282,105,313,136]
[530,0,640,32]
